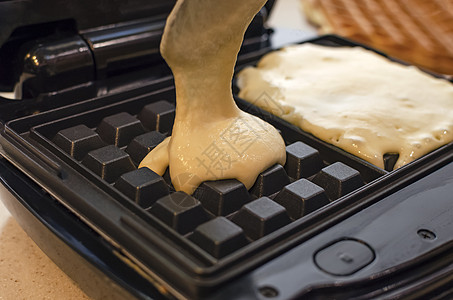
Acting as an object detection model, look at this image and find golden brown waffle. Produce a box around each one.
[301,0,453,75]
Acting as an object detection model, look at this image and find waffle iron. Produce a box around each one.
[1,1,453,299]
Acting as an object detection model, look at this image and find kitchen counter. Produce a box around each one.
[0,200,90,299]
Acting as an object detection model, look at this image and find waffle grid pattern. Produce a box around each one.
[302,0,453,74]
[47,99,368,259]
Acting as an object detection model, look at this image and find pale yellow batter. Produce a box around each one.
[139,0,286,194]
[237,44,453,169]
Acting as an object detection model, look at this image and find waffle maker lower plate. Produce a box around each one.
[1,34,453,299]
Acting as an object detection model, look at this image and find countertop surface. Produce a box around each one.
[0,1,316,299]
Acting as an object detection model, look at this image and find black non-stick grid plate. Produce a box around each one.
[1,35,452,298]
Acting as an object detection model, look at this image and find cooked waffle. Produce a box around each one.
[301,0,453,75]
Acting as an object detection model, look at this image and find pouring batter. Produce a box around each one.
[140,0,286,194]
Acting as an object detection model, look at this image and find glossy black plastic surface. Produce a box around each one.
[0,0,273,97]
[0,0,175,93]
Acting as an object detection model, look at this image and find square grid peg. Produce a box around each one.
[232,197,291,240]
[194,179,250,216]
[190,217,248,259]
[383,153,399,172]
[312,162,364,200]
[250,164,290,198]
[285,141,323,179]
[274,179,329,220]
[82,145,135,183]
[138,100,175,133]
[114,168,169,209]
[126,131,167,164]
[52,125,106,160]
[149,192,209,235]
[96,112,146,147]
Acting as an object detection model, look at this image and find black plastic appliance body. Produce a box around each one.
[1,1,453,299]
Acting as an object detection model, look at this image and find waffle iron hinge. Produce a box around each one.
[8,19,167,99]
[2,3,274,101]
